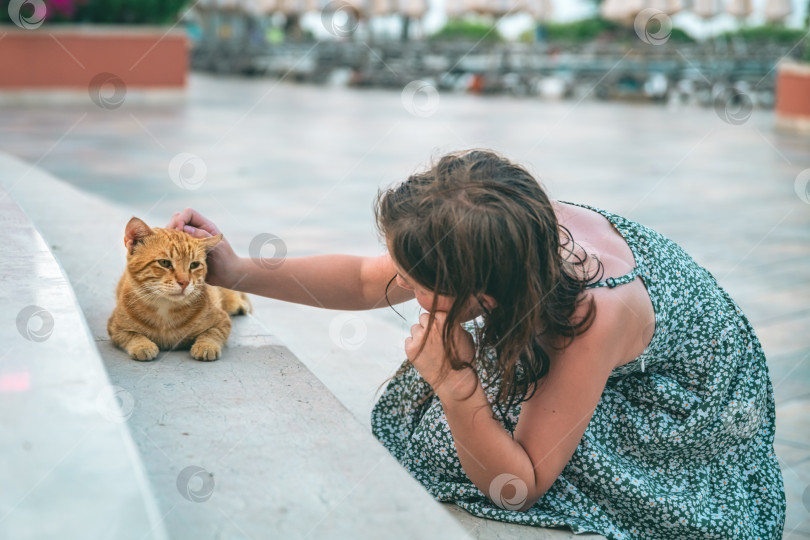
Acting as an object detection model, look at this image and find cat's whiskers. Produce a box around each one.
[125,285,162,307]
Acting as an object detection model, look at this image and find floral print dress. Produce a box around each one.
[370,201,786,539]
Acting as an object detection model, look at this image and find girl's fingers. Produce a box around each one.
[404,336,416,358]
[167,208,220,236]
[166,209,192,230]
[183,225,213,239]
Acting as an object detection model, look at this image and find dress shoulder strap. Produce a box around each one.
[585,266,642,290]
[557,199,645,291]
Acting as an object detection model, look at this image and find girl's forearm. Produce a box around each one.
[227,254,376,310]
[437,373,545,510]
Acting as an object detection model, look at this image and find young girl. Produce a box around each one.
[167,149,785,539]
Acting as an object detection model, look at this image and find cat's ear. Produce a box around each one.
[124,217,154,255]
[198,233,223,253]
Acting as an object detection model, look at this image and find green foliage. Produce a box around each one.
[430,18,502,42]
[521,17,694,44]
[802,0,810,62]
[719,24,807,45]
[542,17,620,42]
[667,27,695,43]
[26,0,191,25]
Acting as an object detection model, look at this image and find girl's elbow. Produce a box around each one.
[487,481,548,513]
[517,488,547,512]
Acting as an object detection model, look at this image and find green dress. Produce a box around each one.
[370,201,786,539]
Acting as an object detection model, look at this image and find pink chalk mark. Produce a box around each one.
[0,372,31,392]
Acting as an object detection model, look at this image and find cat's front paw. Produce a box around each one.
[236,294,253,315]
[191,340,221,362]
[129,341,159,361]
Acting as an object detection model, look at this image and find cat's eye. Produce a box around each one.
[189,262,201,270]
[158,259,172,269]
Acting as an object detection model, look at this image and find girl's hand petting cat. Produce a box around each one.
[166,208,241,288]
[166,208,221,237]
[405,312,479,401]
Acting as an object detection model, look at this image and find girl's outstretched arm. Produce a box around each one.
[408,300,626,510]
[231,253,414,310]
[166,208,414,310]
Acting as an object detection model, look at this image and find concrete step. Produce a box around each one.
[0,151,598,539]
[0,185,168,540]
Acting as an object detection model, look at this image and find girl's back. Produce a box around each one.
[373,200,785,539]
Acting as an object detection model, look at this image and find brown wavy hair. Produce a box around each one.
[374,149,604,414]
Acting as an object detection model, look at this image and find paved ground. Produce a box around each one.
[1,72,808,537]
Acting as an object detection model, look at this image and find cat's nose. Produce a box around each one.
[177,279,189,291]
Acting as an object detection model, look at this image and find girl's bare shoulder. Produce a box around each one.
[552,200,637,282]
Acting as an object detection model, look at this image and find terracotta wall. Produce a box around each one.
[0,28,188,89]
[775,62,810,118]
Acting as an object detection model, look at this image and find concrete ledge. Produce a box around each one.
[0,89,186,107]
[0,185,169,540]
[0,151,598,538]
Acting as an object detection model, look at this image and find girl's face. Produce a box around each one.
[394,270,454,312]
[391,257,494,322]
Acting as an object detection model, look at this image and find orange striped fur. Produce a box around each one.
[107,217,252,361]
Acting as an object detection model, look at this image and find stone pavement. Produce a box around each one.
[1,73,809,537]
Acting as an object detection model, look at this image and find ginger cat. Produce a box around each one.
[107,217,252,361]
